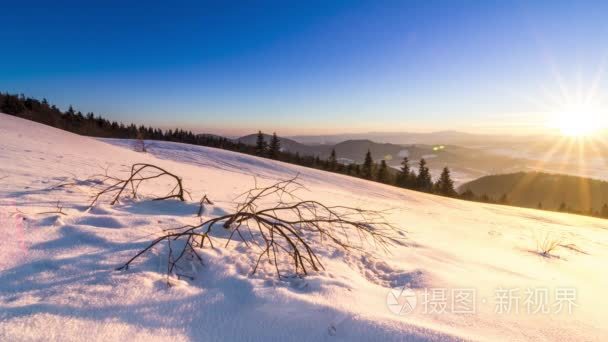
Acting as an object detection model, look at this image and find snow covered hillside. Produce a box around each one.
[1,113,607,341]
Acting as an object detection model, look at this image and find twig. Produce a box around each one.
[37,201,67,216]
[197,195,214,216]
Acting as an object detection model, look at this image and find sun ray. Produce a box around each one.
[533,136,567,170]
[585,49,608,104]
[509,136,568,200]
[557,137,576,174]
[576,138,592,213]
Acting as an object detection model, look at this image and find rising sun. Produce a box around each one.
[550,104,605,137]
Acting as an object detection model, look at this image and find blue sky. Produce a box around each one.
[1,1,607,135]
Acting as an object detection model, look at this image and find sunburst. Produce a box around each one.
[549,103,605,137]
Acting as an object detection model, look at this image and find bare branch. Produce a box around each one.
[118,176,402,279]
[197,195,214,216]
[88,163,186,207]
[37,201,67,216]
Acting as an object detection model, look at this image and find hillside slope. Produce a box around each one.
[460,172,608,213]
[1,113,608,341]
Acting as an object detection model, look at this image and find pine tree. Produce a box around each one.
[537,202,543,209]
[1,94,26,115]
[322,159,329,170]
[435,166,456,196]
[559,202,567,212]
[314,156,321,167]
[461,189,476,200]
[397,157,412,188]
[361,150,373,179]
[346,163,354,175]
[376,160,390,183]
[601,204,608,217]
[255,130,267,156]
[416,158,433,192]
[268,132,280,159]
[328,149,337,170]
[335,162,344,173]
[499,193,508,204]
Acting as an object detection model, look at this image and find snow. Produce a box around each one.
[1,113,608,341]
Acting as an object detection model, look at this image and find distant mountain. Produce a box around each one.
[236,135,428,163]
[331,139,410,163]
[288,131,516,147]
[197,133,228,140]
[459,172,608,213]
[290,131,608,165]
[236,133,330,157]
[236,133,531,184]
[237,133,608,188]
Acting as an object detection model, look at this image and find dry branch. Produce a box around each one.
[37,201,67,216]
[197,195,214,216]
[536,231,563,257]
[89,163,187,207]
[117,176,400,279]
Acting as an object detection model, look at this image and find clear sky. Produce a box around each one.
[1,0,607,135]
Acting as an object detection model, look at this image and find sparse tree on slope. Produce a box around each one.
[268,132,281,159]
[397,157,412,188]
[361,150,373,179]
[376,160,390,183]
[66,105,75,116]
[435,166,456,197]
[255,131,268,156]
[328,149,337,170]
[461,189,476,200]
[602,204,608,217]
[313,155,321,167]
[416,158,433,192]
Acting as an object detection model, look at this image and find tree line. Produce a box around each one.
[3,92,607,219]
[255,131,480,199]
[0,92,252,151]
[252,131,455,191]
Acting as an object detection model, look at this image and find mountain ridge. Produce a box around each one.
[459,171,608,214]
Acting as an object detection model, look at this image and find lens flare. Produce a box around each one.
[549,104,605,137]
